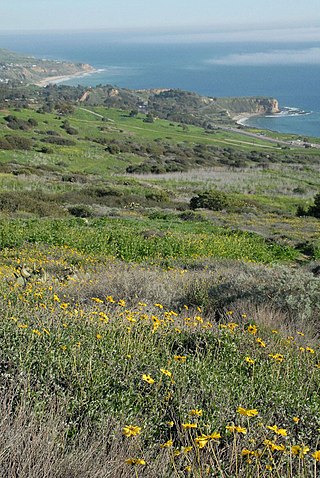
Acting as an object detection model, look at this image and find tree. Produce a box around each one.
[144,113,154,123]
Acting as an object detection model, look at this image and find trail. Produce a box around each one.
[79,107,115,122]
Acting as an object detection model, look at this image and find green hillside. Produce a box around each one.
[0,95,319,477]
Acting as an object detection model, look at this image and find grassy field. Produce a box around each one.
[0,104,319,477]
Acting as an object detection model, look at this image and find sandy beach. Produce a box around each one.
[34,68,99,87]
[232,112,262,126]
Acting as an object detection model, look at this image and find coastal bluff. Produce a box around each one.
[79,85,280,126]
[0,48,95,85]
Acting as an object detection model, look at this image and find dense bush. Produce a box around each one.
[190,189,230,211]
[68,205,94,218]
[0,135,32,150]
[4,115,37,131]
[308,192,320,218]
[296,192,320,218]
[0,191,66,217]
[41,136,76,146]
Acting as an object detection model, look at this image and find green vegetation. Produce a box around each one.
[0,88,319,477]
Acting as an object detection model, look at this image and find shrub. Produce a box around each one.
[297,192,320,218]
[41,137,76,146]
[307,192,320,218]
[190,190,230,211]
[145,190,169,203]
[68,205,94,218]
[2,135,32,150]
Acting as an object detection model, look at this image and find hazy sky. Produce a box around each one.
[2,0,320,36]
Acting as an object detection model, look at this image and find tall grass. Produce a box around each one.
[0,247,319,477]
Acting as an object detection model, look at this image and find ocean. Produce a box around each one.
[1,31,320,138]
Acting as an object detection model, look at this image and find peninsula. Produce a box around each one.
[0,48,96,86]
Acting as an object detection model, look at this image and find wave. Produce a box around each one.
[264,107,312,118]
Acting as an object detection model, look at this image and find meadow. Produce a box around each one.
[0,104,319,477]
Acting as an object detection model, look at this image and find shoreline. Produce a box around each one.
[34,68,100,87]
[232,112,263,126]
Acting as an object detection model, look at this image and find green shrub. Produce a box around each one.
[190,189,230,211]
[307,192,320,218]
[2,135,32,150]
[297,192,320,218]
[68,205,94,218]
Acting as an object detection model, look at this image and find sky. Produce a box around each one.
[1,0,320,39]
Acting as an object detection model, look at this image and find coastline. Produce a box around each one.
[34,68,100,87]
[232,112,262,126]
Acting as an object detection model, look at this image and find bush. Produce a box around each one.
[1,135,32,151]
[41,137,76,146]
[0,191,66,217]
[190,190,230,211]
[307,192,320,218]
[297,192,320,218]
[68,205,94,218]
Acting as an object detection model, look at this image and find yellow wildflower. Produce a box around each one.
[91,297,103,303]
[237,407,258,417]
[263,439,285,452]
[182,423,197,429]
[106,295,115,303]
[160,439,174,448]
[189,409,203,417]
[293,417,300,424]
[227,322,238,331]
[247,324,257,335]
[256,337,266,348]
[267,425,287,436]
[241,448,255,456]
[306,347,315,354]
[160,368,172,377]
[226,425,247,434]
[122,425,141,437]
[118,299,126,307]
[182,446,193,453]
[195,434,210,449]
[291,445,310,457]
[312,451,320,461]
[245,357,255,364]
[268,353,284,362]
[173,355,187,363]
[142,374,155,384]
[96,333,102,340]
